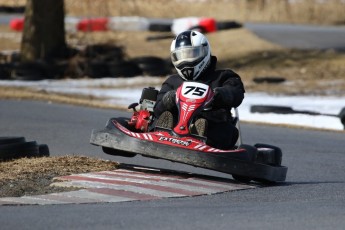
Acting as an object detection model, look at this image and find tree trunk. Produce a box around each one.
[20,0,66,62]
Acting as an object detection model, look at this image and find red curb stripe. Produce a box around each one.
[59,175,202,196]
[110,169,189,179]
[86,188,161,201]
[95,172,161,182]
[94,172,231,191]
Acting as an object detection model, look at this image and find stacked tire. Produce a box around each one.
[1,45,174,80]
[232,143,283,184]
[131,56,172,76]
[0,137,49,161]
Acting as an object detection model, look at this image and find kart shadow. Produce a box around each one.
[118,163,237,183]
[282,181,345,186]
[118,163,284,186]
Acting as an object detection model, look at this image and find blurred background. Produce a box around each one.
[0,0,344,130]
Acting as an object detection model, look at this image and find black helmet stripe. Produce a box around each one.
[174,31,192,49]
[181,67,194,80]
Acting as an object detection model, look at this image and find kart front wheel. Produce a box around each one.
[102,147,137,158]
[232,174,252,183]
[254,143,282,166]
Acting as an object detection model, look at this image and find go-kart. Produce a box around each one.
[90,81,288,183]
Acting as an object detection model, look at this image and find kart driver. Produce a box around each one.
[153,30,245,150]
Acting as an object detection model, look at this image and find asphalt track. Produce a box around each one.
[245,23,345,51]
[0,100,344,230]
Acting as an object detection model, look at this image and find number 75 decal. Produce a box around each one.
[181,82,209,99]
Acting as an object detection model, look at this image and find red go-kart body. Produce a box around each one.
[90,82,288,183]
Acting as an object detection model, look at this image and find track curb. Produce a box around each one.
[0,166,256,206]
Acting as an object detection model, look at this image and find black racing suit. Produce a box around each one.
[153,56,245,149]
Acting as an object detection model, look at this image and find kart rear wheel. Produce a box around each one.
[232,174,252,183]
[102,147,136,158]
[255,143,282,166]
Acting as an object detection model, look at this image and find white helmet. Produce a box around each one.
[170,30,211,80]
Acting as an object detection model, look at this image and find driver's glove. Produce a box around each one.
[162,90,176,111]
[213,87,233,108]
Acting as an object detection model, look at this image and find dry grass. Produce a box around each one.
[0,156,118,197]
[62,0,345,25]
[1,0,344,24]
[231,49,345,96]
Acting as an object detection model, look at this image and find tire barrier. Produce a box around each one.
[107,61,143,78]
[11,61,57,81]
[250,105,295,114]
[131,56,171,76]
[0,63,12,80]
[339,108,345,129]
[0,45,173,80]
[0,6,25,13]
[10,17,151,33]
[0,137,50,161]
[171,17,216,35]
[7,16,241,79]
[253,76,286,84]
[9,16,242,35]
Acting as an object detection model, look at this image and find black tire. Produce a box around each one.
[253,76,286,84]
[84,61,110,78]
[148,23,172,32]
[140,87,159,102]
[131,56,170,76]
[38,144,50,157]
[53,60,69,79]
[82,44,124,62]
[231,145,257,183]
[146,34,175,42]
[250,105,295,114]
[11,61,56,81]
[108,61,142,78]
[0,6,25,13]
[143,68,170,76]
[0,137,26,145]
[0,141,39,160]
[102,147,137,158]
[132,56,164,65]
[232,174,252,183]
[254,143,282,166]
[10,52,21,63]
[216,21,242,30]
[0,63,12,80]
[339,107,345,130]
[238,144,258,162]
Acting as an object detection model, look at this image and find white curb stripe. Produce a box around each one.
[59,190,135,203]
[0,168,256,205]
[94,171,232,191]
[75,173,226,194]
[54,180,186,197]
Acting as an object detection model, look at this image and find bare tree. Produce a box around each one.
[20,0,67,62]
